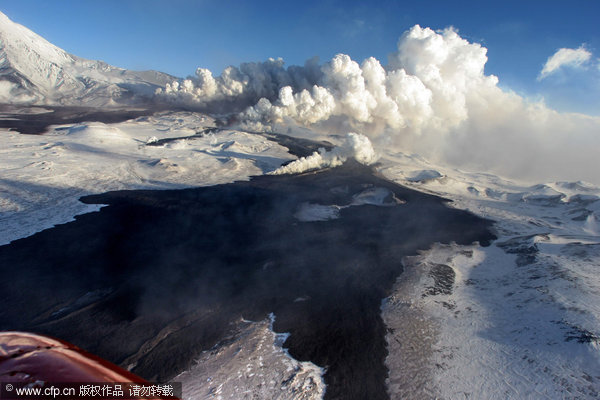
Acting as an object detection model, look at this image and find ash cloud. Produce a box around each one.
[157,25,600,184]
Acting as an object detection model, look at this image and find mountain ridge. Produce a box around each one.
[0,11,176,107]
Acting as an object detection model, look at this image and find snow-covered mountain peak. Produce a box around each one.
[0,11,74,68]
[0,11,174,106]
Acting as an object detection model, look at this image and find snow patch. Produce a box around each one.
[294,203,341,222]
[405,169,443,183]
[350,187,401,206]
[174,316,325,400]
[293,186,403,222]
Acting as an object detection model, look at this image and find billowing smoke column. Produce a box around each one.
[157,25,600,184]
[244,25,498,137]
[156,57,323,113]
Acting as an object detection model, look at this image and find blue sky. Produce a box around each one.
[2,0,599,115]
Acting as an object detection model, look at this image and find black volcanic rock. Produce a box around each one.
[0,161,495,400]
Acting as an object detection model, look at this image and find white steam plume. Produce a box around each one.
[159,25,600,184]
[156,57,322,113]
[270,132,376,175]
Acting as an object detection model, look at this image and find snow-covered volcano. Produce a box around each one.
[0,11,175,106]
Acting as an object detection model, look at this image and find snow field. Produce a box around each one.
[0,112,294,245]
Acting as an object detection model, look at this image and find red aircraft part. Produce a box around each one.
[0,332,178,399]
[0,332,145,383]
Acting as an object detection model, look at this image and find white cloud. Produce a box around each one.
[539,46,592,80]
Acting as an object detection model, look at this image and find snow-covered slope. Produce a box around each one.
[175,315,325,400]
[0,11,175,106]
[378,151,600,399]
[0,112,295,245]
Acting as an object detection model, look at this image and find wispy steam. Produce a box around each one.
[270,132,376,175]
[157,25,600,184]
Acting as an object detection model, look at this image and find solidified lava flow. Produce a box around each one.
[0,160,495,400]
